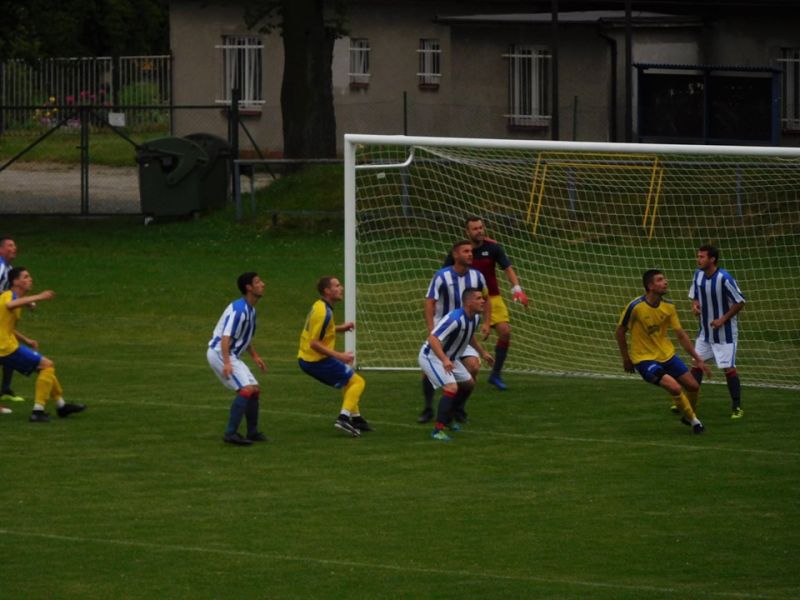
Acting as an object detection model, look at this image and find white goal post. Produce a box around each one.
[344,134,800,389]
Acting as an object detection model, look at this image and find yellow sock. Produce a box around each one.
[673,391,696,421]
[686,388,700,412]
[342,374,365,414]
[35,367,56,408]
[50,373,63,401]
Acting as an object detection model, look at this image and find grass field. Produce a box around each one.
[0,214,798,599]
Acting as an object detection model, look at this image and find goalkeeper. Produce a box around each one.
[444,217,528,391]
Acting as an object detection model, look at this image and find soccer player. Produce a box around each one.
[615,269,711,434]
[419,288,494,441]
[0,267,86,422]
[688,244,746,419]
[445,217,528,391]
[298,276,370,437]
[207,272,268,446]
[418,240,490,424]
[0,236,24,410]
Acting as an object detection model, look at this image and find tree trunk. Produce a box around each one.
[280,0,337,158]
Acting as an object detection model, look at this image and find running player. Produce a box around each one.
[207,272,268,446]
[615,269,711,434]
[688,244,746,419]
[419,288,494,441]
[298,276,370,437]
[445,217,528,391]
[0,236,24,409]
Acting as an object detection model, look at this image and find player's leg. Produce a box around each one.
[487,296,511,390]
[636,360,703,433]
[344,373,372,432]
[710,341,742,418]
[453,351,479,423]
[418,373,435,423]
[682,338,714,413]
[208,349,258,445]
[1,363,24,402]
[419,349,458,441]
[241,384,267,442]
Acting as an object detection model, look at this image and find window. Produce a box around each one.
[417,39,441,88]
[349,39,371,88]
[216,35,264,107]
[503,45,551,127]
[777,48,800,131]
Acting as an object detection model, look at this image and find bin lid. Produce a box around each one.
[184,133,232,161]
[136,137,209,185]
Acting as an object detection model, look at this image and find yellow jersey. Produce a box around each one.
[297,299,337,362]
[618,295,682,364]
[0,290,22,357]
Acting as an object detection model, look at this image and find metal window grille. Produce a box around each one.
[503,45,551,126]
[349,39,371,85]
[216,36,264,107]
[777,49,800,130]
[417,39,441,86]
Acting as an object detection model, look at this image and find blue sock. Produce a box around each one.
[225,395,248,435]
[436,391,456,426]
[492,343,509,377]
[245,396,260,436]
[422,378,434,410]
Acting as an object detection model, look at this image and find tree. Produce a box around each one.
[244,0,344,158]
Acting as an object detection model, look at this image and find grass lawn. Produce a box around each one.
[0,214,797,599]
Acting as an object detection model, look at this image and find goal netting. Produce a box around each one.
[344,135,800,390]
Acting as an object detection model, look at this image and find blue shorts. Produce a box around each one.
[635,355,689,385]
[0,345,42,376]
[298,358,354,389]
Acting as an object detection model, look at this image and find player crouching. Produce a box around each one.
[0,267,85,422]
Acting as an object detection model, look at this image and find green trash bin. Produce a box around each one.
[184,133,232,211]
[137,137,209,219]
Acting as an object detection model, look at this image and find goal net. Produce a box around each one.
[344,135,800,390]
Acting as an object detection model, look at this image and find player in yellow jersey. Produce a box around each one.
[615,269,710,434]
[0,267,85,422]
[298,276,369,437]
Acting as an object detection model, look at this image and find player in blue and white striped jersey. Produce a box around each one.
[688,245,747,418]
[207,272,268,445]
[418,240,491,424]
[419,288,494,441]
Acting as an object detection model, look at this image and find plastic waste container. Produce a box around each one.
[184,133,232,211]
[136,137,209,219]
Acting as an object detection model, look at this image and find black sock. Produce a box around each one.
[245,396,260,436]
[422,377,435,410]
[726,371,741,410]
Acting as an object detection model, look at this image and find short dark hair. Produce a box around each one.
[642,269,663,291]
[464,216,483,228]
[462,287,483,302]
[317,275,337,296]
[451,239,472,255]
[698,244,719,265]
[237,272,258,295]
[8,266,26,285]
[0,236,14,245]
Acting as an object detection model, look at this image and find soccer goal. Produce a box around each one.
[344,134,800,390]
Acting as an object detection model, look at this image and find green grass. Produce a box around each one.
[0,214,798,599]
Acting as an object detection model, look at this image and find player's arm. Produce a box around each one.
[335,322,354,332]
[246,344,266,371]
[503,266,529,306]
[220,335,234,378]
[426,334,454,373]
[309,338,353,364]
[469,335,494,366]
[6,290,55,309]
[13,329,38,350]
[424,298,436,332]
[710,301,744,330]
[480,290,491,339]
[691,299,701,316]
[674,328,712,377]
[614,325,634,373]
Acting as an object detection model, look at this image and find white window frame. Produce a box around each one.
[777,48,800,131]
[503,45,551,127]
[417,39,441,87]
[215,35,264,107]
[349,39,371,87]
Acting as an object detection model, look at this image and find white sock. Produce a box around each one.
[56,398,65,408]
[33,403,45,411]
[340,409,351,417]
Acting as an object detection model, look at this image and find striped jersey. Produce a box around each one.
[208,297,257,358]
[688,268,745,344]
[421,307,480,360]
[297,299,337,362]
[443,238,511,296]
[618,295,682,363]
[426,266,487,325]
[0,257,11,292]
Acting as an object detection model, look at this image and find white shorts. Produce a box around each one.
[694,336,737,369]
[207,348,259,391]
[418,348,472,389]
[461,344,479,359]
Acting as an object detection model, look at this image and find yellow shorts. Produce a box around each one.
[489,294,510,326]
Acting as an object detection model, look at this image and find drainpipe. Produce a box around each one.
[599,30,618,142]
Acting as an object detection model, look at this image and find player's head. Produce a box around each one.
[462,287,485,314]
[464,217,485,243]
[8,266,32,291]
[451,240,473,266]
[317,275,344,302]
[237,272,263,297]
[0,237,17,260]
[697,244,719,270]
[643,269,668,294]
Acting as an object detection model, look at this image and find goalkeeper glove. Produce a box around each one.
[512,285,528,307]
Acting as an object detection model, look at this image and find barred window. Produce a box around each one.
[216,35,264,107]
[777,48,800,131]
[503,45,551,127]
[417,39,441,87]
[349,39,371,87]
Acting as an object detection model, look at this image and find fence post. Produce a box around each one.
[80,105,90,215]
